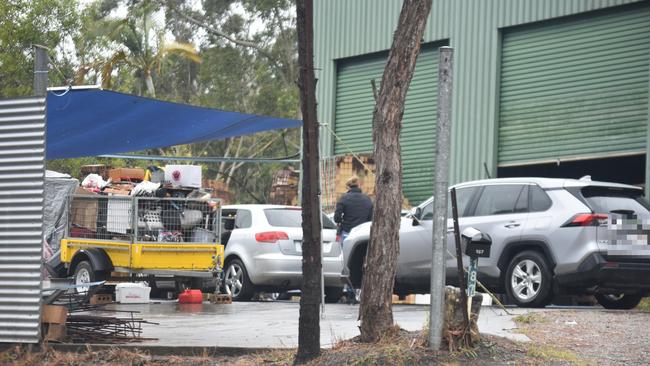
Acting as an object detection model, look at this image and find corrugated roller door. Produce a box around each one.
[498,5,650,166]
[334,45,438,205]
[0,97,46,343]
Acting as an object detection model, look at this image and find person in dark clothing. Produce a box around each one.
[334,175,373,242]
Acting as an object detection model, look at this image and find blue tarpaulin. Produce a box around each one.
[46,88,302,160]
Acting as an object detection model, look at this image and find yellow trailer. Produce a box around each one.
[61,194,224,290]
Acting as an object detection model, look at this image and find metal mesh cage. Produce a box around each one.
[68,195,220,243]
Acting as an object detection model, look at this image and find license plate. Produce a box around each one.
[295,242,332,253]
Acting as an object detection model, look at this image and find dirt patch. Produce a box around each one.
[515,309,650,366]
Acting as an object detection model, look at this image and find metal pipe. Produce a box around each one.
[429,46,454,350]
[33,45,48,96]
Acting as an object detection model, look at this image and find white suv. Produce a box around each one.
[342,177,650,309]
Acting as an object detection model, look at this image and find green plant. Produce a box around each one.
[513,312,545,325]
[527,345,591,366]
[636,297,650,311]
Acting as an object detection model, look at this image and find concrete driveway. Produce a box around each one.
[97,301,532,348]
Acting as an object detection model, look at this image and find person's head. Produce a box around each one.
[346,175,359,189]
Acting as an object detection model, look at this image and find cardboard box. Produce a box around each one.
[43,324,67,342]
[165,165,202,188]
[70,188,98,231]
[42,305,67,324]
[109,168,144,182]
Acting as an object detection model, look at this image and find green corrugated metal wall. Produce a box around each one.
[315,0,649,197]
[334,46,439,204]
[498,5,650,166]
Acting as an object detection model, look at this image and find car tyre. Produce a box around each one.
[505,251,553,308]
[223,259,254,301]
[595,294,643,310]
[324,287,343,304]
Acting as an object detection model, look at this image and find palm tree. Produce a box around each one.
[76,1,201,97]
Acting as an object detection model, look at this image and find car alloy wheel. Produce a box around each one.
[510,259,542,301]
[224,263,244,298]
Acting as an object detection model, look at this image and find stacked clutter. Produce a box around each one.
[333,155,376,197]
[322,154,411,212]
[269,167,299,205]
[71,164,220,244]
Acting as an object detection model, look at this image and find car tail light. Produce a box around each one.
[563,213,608,227]
[255,231,289,243]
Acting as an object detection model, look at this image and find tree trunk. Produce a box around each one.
[359,0,432,343]
[295,0,321,363]
[145,71,156,97]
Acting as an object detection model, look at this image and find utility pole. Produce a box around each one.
[33,45,48,96]
[295,0,322,363]
[429,46,454,350]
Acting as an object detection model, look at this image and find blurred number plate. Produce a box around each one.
[295,242,332,253]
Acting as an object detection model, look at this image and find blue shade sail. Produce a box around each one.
[46,89,301,159]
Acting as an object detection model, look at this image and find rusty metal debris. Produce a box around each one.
[65,314,157,344]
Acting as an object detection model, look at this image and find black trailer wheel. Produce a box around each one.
[73,260,107,294]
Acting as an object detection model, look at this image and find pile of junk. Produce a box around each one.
[44,164,220,279]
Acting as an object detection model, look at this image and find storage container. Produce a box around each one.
[115,283,151,304]
[178,289,203,304]
[164,165,202,188]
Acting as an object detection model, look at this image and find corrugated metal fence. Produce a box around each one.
[0,96,46,343]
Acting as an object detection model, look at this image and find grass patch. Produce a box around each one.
[513,312,545,325]
[527,345,591,366]
[636,297,650,311]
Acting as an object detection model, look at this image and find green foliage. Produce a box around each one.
[0,0,80,97]
[3,0,300,204]
[638,297,650,311]
[76,0,202,97]
[46,157,141,180]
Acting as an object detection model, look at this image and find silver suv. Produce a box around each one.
[341,177,650,309]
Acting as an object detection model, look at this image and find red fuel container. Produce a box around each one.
[178,289,203,304]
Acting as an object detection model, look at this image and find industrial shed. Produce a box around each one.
[315,0,650,205]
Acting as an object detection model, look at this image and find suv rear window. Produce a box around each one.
[264,208,338,229]
[530,185,552,212]
[580,187,650,216]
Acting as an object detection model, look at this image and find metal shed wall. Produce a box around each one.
[498,5,650,166]
[314,0,649,197]
[334,45,440,204]
[0,97,46,343]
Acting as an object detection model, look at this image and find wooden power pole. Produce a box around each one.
[295,0,322,363]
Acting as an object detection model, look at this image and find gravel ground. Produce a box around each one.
[516,308,650,365]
